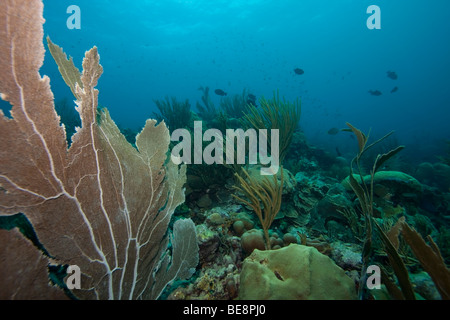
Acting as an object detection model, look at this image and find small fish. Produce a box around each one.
[390,86,398,93]
[368,90,382,96]
[327,127,340,135]
[214,89,227,96]
[387,71,398,80]
[294,68,304,75]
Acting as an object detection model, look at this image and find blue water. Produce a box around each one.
[25,1,450,162]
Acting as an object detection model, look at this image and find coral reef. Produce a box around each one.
[342,123,450,300]
[415,162,450,192]
[1,0,450,302]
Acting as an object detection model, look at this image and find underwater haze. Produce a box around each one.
[3,0,450,302]
[16,0,450,161]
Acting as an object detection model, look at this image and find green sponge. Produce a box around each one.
[239,244,357,300]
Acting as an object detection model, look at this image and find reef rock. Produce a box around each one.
[196,224,220,264]
[415,162,450,192]
[311,183,353,234]
[239,244,357,299]
[290,172,331,227]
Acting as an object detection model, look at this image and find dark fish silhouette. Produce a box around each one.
[327,127,340,135]
[294,68,304,75]
[390,86,398,93]
[387,71,398,80]
[214,89,227,96]
[368,90,382,96]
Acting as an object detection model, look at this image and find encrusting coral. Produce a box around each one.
[0,0,198,300]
